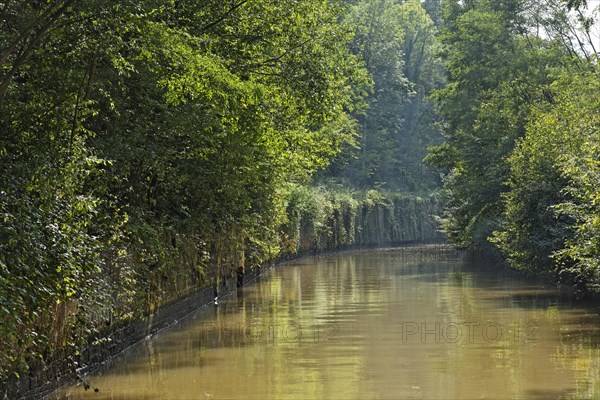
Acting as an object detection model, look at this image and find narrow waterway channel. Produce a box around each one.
[53,246,600,399]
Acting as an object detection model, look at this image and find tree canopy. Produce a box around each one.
[0,0,369,385]
[427,0,600,292]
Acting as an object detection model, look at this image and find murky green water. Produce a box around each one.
[53,246,600,399]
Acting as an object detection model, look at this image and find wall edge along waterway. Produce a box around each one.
[6,194,444,399]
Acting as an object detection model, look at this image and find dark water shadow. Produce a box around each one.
[525,388,579,400]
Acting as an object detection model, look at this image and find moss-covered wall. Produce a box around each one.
[287,188,444,253]
[3,188,443,399]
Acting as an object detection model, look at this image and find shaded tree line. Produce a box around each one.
[426,0,600,292]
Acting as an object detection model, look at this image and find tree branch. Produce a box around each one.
[200,0,249,33]
[0,0,74,102]
[84,51,98,102]
[0,1,64,68]
[253,38,312,69]
[576,9,598,55]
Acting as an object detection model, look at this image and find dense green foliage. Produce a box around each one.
[427,0,573,247]
[323,0,444,191]
[285,185,443,252]
[0,0,371,387]
[492,70,600,287]
[428,0,600,291]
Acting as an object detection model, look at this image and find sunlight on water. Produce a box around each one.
[52,246,600,399]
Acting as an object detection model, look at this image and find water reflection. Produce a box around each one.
[53,246,600,399]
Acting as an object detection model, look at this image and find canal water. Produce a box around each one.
[53,246,600,399]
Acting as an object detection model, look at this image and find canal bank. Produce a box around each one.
[4,191,443,399]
